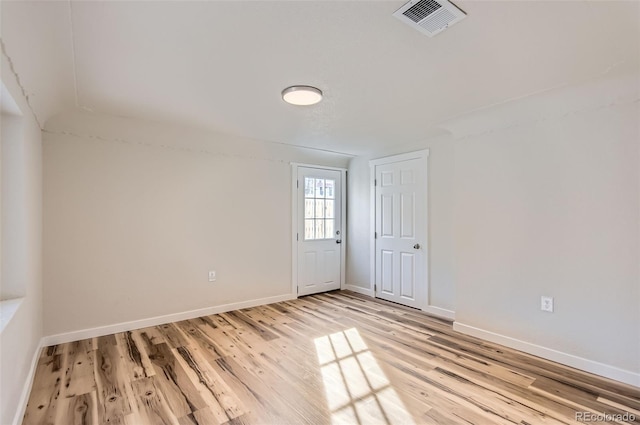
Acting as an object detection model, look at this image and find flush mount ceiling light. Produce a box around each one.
[281,85,323,106]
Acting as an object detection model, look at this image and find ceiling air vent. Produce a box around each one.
[393,0,466,37]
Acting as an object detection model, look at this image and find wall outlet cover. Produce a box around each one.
[541,296,554,312]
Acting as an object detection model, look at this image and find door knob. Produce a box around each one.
[413,243,420,249]
[336,239,342,244]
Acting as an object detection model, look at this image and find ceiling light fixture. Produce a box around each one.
[281,85,323,106]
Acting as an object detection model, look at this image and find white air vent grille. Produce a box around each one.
[403,0,442,22]
[393,0,466,37]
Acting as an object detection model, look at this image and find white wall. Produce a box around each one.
[2,113,26,300]
[346,72,639,385]
[345,156,371,291]
[43,111,350,337]
[449,73,639,382]
[0,63,44,424]
[346,136,456,312]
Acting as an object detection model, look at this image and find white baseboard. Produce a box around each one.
[42,293,296,347]
[343,284,374,297]
[453,322,640,388]
[12,338,44,425]
[422,305,455,321]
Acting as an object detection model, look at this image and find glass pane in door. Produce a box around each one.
[303,178,337,241]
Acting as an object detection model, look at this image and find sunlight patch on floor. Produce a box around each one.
[314,328,415,425]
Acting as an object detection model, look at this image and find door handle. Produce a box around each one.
[413,243,420,249]
[336,239,342,244]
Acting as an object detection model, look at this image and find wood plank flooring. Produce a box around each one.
[23,291,640,424]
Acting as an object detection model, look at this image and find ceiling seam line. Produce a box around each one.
[0,39,43,129]
[68,0,79,108]
[255,139,357,157]
[436,59,631,131]
[452,96,640,141]
[41,128,347,164]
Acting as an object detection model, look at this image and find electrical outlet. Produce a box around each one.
[541,296,554,312]
[208,271,216,282]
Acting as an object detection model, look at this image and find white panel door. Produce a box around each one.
[374,157,426,308]
[297,167,342,296]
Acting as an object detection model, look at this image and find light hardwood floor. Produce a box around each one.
[23,291,640,424]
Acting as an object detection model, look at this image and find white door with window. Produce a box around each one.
[295,166,344,296]
[372,151,428,309]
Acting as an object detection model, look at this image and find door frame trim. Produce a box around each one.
[291,163,347,298]
[369,150,430,309]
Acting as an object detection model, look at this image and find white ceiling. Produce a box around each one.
[2,1,639,155]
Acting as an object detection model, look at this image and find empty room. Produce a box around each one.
[1,0,639,424]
